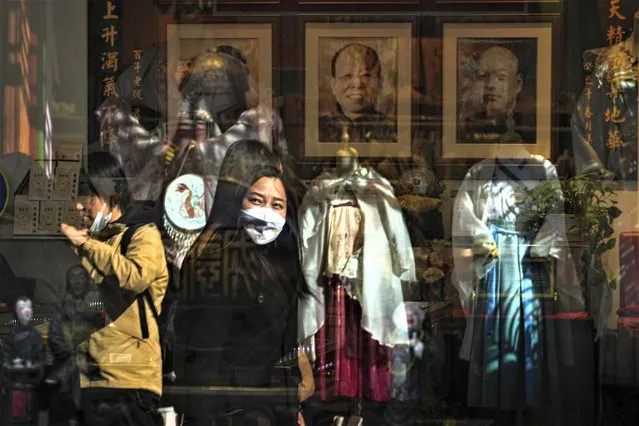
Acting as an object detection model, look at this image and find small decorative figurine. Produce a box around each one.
[3,297,45,370]
[2,297,44,424]
[378,302,432,426]
[390,302,426,403]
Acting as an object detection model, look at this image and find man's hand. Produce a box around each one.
[60,223,89,247]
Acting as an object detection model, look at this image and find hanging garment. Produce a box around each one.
[452,156,582,410]
[299,167,415,348]
[466,222,552,409]
[299,167,416,402]
[314,200,391,401]
[316,276,392,402]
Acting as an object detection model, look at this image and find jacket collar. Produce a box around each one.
[91,221,127,241]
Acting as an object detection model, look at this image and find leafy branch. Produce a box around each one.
[512,173,621,287]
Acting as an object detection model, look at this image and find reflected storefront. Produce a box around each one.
[0,0,638,425]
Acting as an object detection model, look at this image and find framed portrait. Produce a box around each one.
[441,22,553,159]
[305,22,412,158]
[166,23,273,140]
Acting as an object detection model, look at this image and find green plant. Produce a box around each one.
[513,172,621,288]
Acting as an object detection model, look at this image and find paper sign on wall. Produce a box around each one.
[54,145,83,162]
[13,195,39,235]
[28,165,52,201]
[39,201,63,236]
[53,163,81,201]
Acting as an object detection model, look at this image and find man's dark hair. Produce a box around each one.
[86,151,132,213]
[331,43,382,78]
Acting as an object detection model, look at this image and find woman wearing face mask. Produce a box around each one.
[176,151,313,425]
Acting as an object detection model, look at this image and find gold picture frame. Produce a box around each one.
[166,23,273,143]
[442,22,553,160]
[304,22,413,158]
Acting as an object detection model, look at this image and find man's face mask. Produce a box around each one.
[89,203,112,234]
[239,207,286,245]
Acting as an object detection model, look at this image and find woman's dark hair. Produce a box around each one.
[86,151,132,213]
[219,139,280,186]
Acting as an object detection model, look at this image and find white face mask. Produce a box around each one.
[239,207,286,245]
[89,204,112,234]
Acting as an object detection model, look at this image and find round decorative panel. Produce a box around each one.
[164,173,207,233]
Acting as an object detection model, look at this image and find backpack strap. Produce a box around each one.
[137,296,150,339]
[143,291,160,323]
[119,223,145,257]
[119,223,156,340]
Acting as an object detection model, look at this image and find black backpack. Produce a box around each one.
[120,222,177,383]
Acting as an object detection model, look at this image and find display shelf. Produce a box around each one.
[0,236,67,241]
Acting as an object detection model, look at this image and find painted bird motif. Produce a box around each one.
[176,183,195,218]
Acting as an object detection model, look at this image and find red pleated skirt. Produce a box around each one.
[315,275,392,402]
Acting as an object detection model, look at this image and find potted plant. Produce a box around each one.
[514,172,621,290]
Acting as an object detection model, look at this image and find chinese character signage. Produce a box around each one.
[100,0,120,100]
[132,48,144,118]
[606,0,626,46]
[600,0,633,152]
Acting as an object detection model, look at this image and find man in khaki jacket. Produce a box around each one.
[61,151,168,426]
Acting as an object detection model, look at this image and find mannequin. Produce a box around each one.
[383,302,430,426]
[3,297,45,371]
[299,151,415,419]
[570,11,638,181]
[2,297,44,424]
[452,151,581,424]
